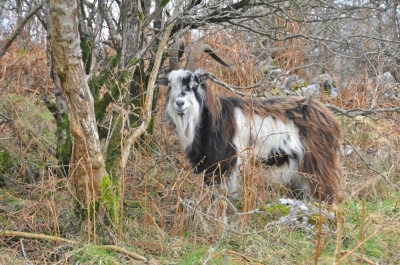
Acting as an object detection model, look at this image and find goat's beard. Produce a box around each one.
[166,98,202,150]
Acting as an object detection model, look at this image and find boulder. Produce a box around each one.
[310,74,339,98]
[380,72,397,100]
[284,75,306,90]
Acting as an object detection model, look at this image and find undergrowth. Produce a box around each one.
[0,41,399,265]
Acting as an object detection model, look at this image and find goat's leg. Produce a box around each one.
[220,161,241,199]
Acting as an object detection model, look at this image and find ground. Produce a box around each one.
[0,45,399,265]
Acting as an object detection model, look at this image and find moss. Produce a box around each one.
[129,56,138,66]
[254,203,291,226]
[265,203,291,216]
[0,149,13,184]
[292,81,308,90]
[42,97,72,177]
[160,0,170,6]
[104,115,123,175]
[56,112,72,176]
[1,190,25,212]
[72,173,120,226]
[101,173,121,226]
[74,244,118,264]
[80,35,93,74]
[272,60,280,67]
[307,214,329,226]
[45,101,59,114]
[89,74,112,123]
[89,55,123,123]
[1,94,57,183]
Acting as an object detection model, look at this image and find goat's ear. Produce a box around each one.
[198,73,208,84]
[155,77,169,86]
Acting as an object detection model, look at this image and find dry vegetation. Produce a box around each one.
[1,36,399,265]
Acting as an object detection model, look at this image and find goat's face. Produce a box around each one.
[166,69,206,116]
[161,69,207,149]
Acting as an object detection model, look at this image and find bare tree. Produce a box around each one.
[1,0,399,238]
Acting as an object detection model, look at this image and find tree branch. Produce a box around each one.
[343,137,393,187]
[325,104,400,118]
[1,230,76,244]
[205,72,261,97]
[119,4,181,171]
[0,3,44,59]
[0,230,147,262]
[207,72,400,119]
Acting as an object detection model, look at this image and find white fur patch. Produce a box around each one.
[231,108,306,193]
[166,70,204,150]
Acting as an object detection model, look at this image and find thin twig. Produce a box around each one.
[0,4,44,59]
[0,112,13,121]
[20,239,34,265]
[97,245,148,262]
[120,6,180,170]
[337,230,380,264]
[228,250,269,264]
[0,230,147,262]
[205,72,264,97]
[326,104,400,118]
[360,199,366,265]
[349,252,378,265]
[207,73,400,119]
[178,198,279,236]
[343,137,393,187]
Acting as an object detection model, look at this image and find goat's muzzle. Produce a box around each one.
[174,99,187,114]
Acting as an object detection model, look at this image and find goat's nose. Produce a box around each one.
[176,99,185,107]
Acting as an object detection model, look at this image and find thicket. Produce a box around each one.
[1,26,399,265]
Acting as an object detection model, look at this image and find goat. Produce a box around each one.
[157,42,343,204]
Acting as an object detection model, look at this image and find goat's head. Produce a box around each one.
[158,69,207,115]
[156,41,229,148]
[156,70,208,149]
[157,41,229,116]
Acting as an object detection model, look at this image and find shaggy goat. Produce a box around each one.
[157,42,343,204]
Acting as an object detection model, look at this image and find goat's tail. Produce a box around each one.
[295,98,343,204]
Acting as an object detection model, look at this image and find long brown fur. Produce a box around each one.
[205,85,343,203]
[164,40,343,203]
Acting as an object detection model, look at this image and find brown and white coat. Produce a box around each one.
[157,43,343,204]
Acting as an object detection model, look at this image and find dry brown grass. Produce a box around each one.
[1,36,399,264]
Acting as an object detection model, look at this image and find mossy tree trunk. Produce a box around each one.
[91,0,155,180]
[49,0,114,229]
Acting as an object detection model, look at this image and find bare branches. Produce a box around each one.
[0,111,13,126]
[343,137,394,187]
[325,104,400,119]
[205,72,262,97]
[0,3,44,59]
[205,72,400,120]
[119,6,181,171]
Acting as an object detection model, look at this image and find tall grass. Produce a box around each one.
[1,35,399,264]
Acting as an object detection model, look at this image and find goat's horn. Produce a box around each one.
[169,35,185,71]
[185,42,230,72]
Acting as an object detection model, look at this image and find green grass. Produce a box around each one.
[73,245,119,265]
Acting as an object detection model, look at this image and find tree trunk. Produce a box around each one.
[49,0,107,214]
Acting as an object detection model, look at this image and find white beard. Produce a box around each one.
[166,93,203,150]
